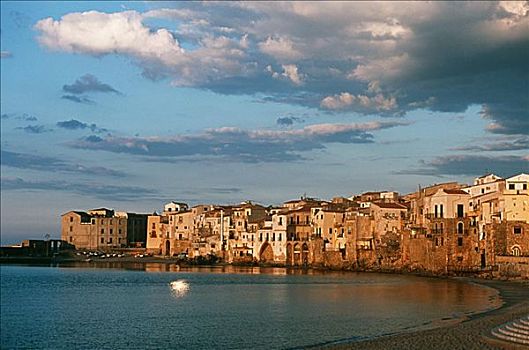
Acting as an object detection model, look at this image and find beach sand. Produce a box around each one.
[322,279,529,350]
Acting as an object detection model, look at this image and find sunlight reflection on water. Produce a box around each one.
[169,280,189,298]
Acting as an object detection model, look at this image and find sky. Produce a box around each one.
[1,1,528,244]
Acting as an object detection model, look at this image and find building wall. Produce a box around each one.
[62,212,127,250]
[62,213,91,248]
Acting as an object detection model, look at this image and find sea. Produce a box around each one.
[0,264,501,349]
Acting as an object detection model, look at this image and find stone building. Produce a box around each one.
[62,208,147,250]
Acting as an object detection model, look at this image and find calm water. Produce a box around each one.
[1,264,500,349]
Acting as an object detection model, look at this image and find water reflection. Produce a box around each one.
[169,280,189,298]
[1,265,503,350]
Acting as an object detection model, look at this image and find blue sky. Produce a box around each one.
[1,1,528,244]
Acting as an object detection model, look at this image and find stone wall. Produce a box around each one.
[494,256,529,279]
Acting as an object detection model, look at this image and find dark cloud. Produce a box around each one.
[56,119,107,133]
[15,125,50,134]
[35,3,528,134]
[397,155,529,177]
[68,121,408,163]
[452,136,529,152]
[2,113,38,121]
[21,114,38,121]
[0,177,158,201]
[62,74,121,95]
[1,150,125,177]
[61,95,95,104]
[276,116,304,126]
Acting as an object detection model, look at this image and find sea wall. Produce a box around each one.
[493,256,529,279]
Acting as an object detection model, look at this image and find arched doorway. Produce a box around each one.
[165,240,171,256]
[302,243,309,266]
[293,244,301,266]
[259,242,274,262]
[286,243,293,266]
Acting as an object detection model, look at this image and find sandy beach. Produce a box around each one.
[321,279,529,350]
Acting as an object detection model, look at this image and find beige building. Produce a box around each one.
[62,208,147,250]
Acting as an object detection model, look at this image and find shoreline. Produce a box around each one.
[319,278,529,350]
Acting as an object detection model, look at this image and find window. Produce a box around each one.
[109,220,112,225]
[109,238,112,243]
[70,217,73,222]
[457,222,464,235]
[279,217,283,225]
[457,237,463,246]
[296,216,300,224]
[514,226,522,234]
[512,246,521,256]
[179,234,182,240]
[524,184,527,190]
[101,229,105,234]
[279,233,282,241]
[101,238,104,244]
[119,229,122,234]
[509,184,515,190]
[69,237,73,242]
[101,219,105,224]
[434,205,438,218]
[70,226,73,232]
[91,219,95,224]
[152,223,155,229]
[457,204,464,218]
[273,233,276,241]
[440,204,443,218]
[329,228,332,235]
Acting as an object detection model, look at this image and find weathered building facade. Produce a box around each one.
[61,208,148,250]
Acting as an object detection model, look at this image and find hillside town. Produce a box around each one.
[58,173,529,278]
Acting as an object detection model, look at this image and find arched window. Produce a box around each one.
[457,222,464,235]
[511,246,522,257]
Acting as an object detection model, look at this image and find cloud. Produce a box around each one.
[258,36,302,61]
[0,177,158,201]
[398,155,529,177]
[62,74,120,95]
[15,125,51,134]
[68,120,409,163]
[276,116,304,126]
[452,136,529,152]
[33,3,528,131]
[266,64,305,86]
[61,95,95,104]
[2,113,38,121]
[182,187,243,195]
[1,51,13,59]
[56,119,107,133]
[321,92,397,112]
[1,150,125,177]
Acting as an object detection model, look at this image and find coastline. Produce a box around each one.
[319,278,529,350]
